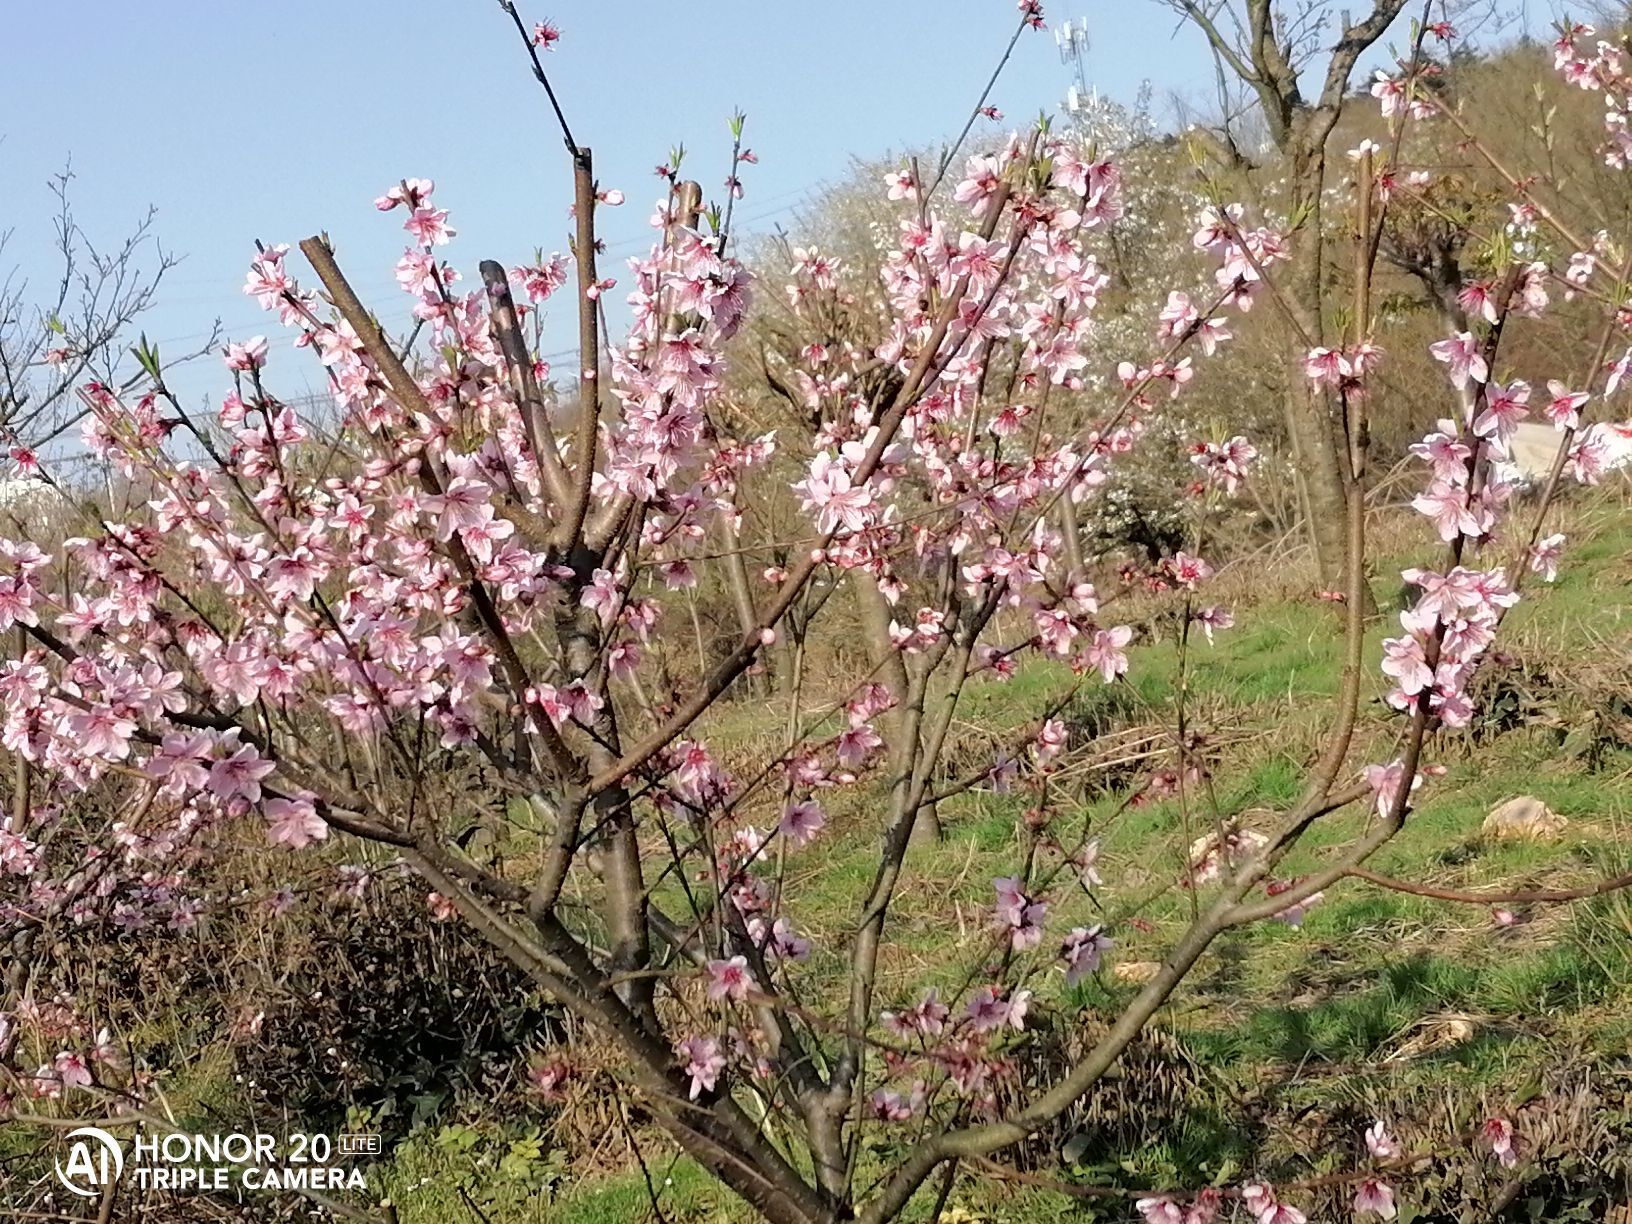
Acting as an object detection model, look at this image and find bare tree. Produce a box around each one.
[0,164,211,460]
[1162,0,1416,599]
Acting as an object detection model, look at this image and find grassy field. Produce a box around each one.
[356,493,1632,1222]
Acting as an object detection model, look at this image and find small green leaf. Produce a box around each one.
[131,333,162,383]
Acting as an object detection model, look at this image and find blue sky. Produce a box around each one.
[0,1,1433,406]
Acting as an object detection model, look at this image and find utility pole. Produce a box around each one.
[1055,15,1153,150]
[1055,17,1095,130]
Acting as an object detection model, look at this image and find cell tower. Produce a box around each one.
[1055,17,1096,127]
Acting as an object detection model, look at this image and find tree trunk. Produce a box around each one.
[853,573,939,842]
[1284,139,1377,612]
[1283,359,1353,585]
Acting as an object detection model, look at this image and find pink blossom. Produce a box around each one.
[1070,839,1103,889]
[869,1085,922,1121]
[1482,1117,1518,1167]
[1362,760,1422,819]
[68,705,137,761]
[704,956,753,1002]
[1371,70,1406,115]
[53,1051,92,1091]
[1190,436,1256,494]
[670,740,729,804]
[1192,203,1243,252]
[1429,332,1488,390]
[513,255,569,302]
[0,825,39,875]
[992,876,1047,950]
[951,233,1008,296]
[1353,1178,1397,1219]
[1528,533,1565,582]
[793,454,874,534]
[1412,480,1491,542]
[1135,1198,1184,1224]
[1034,607,1077,656]
[1607,347,1632,397]
[1160,291,1200,338]
[143,732,210,795]
[952,154,1003,214]
[375,178,435,211]
[1473,379,1529,443]
[1084,625,1133,683]
[789,245,840,290]
[1304,346,1349,386]
[1168,551,1212,589]
[31,1064,63,1099]
[579,568,622,627]
[966,985,1030,1032]
[1381,625,1433,696]
[1061,924,1112,984]
[779,799,825,847]
[883,169,918,201]
[0,577,39,635]
[208,742,276,804]
[1264,879,1323,928]
[1241,1183,1277,1218]
[835,722,883,769]
[1543,380,1590,429]
[1459,281,1500,324]
[265,797,327,849]
[1409,419,1473,482]
[90,1028,122,1068]
[1194,605,1234,643]
[243,243,293,308]
[1034,717,1068,764]
[1568,426,1615,484]
[881,988,949,1039]
[675,1035,725,1099]
[1366,1120,1401,1159]
[527,1060,572,1098]
[747,916,810,962]
[405,206,455,247]
[425,476,494,542]
[986,751,1019,793]
[1260,1203,1306,1224]
[1183,1190,1221,1223]
[266,547,325,604]
[222,336,269,371]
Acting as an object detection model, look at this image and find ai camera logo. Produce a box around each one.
[55,1126,125,1198]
